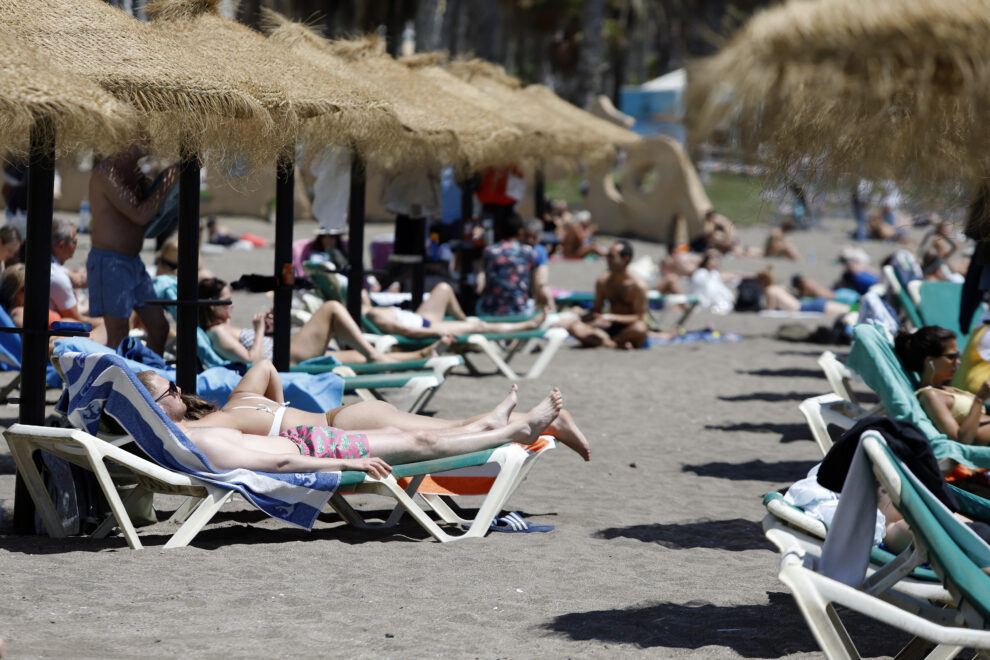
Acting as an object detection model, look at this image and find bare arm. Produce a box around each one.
[229,360,283,403]
[531,264,553,311]
[188,427,392,478]
[208,322,265,365]
[96,162,178,227]
[919,388,990,445]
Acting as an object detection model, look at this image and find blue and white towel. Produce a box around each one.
[52,337,345,413]
[56,351,341,529]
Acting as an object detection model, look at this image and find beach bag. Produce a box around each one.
[734,278,762,312]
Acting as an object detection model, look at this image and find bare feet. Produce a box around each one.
[509,387,563,445]
[545,409,591,461]
[465,384,519,432]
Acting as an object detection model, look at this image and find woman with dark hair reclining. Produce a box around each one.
[895,325,990,445]
[137,362,590,474]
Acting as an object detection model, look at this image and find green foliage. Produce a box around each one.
[705,172,773,228]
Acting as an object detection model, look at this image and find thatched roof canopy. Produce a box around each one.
[686,0,990,188]
[445,59,616,166]
[2,0,282,166]
[0,32,137,161]
[522,84,640,148]
[145,0,403,161]
[265,17,525,172]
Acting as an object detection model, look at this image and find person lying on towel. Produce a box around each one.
[138,360,591,466]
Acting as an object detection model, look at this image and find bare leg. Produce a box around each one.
[332,386,519,433]
[793,275,834,299]
[327,339,446,365]
[561,318,613,348]
[102,315,130,350]
[136,305,169,355]
[290,300,390,365]
[610,320,649,350]
[416,282,468,323]
[362,388,561,464]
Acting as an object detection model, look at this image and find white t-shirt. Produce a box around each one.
[50,258,76,312]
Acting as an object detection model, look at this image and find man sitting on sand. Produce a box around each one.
[88,145,177,354]
[560,240,649,349]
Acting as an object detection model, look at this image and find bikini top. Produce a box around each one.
[229,395,290,436]
[914,385,976,425]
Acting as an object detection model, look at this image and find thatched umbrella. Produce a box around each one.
[265,19,526,174]
[3,0,285,167]
[445,59,618,167]
[145,0,403,163]
[0,33,137,160]
[146,0,409,370]
[685,0,990,188]
[522,84,640,150]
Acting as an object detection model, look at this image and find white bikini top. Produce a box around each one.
[229,395,290,436]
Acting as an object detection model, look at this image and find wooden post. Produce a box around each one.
[272,152,294,372]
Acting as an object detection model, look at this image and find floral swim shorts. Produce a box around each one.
[279,425,370,459]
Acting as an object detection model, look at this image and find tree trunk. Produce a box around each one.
[576,0,606,109]
[415,0,443,53]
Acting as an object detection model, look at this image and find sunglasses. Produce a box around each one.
[942,352,960,361]
[154,381,178,403]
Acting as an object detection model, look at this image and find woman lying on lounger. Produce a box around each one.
[895,325,990,445]
[138,361,590,473]
[199,277,439,367]
[361,282,545,340]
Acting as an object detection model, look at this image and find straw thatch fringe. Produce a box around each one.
[686,0,990,190]
[0,32,137,162]
[145,0,407,175]
[264,15,535,173]
[3,0,287,169]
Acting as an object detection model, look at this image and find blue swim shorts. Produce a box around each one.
[799,297,828,313]
[87,247,156,318]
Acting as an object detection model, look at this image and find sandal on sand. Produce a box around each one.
[489,512,554,534]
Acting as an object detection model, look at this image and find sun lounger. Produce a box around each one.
[773,430,990,657]
[9,352,551,548]
[195,327,446,413]
[305,262,569,380]
[906,279,985,347]
[762,492,948,603]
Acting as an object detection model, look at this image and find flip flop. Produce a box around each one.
[488,511,555,534]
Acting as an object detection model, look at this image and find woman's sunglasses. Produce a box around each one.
[154,381,178,403]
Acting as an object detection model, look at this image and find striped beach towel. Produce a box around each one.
[55,351,341,529]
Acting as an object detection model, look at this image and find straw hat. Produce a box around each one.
[686,0,990,190]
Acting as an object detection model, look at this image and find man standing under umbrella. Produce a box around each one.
[88,145,177,354]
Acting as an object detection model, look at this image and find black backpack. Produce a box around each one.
[734,278,762,312]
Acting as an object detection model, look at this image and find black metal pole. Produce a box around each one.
[458,175,477,305]
[13,117,55,533]
[272,153,294,372]
[175,150,200,395]
[410,216,426,309]
[534,169,547,218]
[346,153,366,322]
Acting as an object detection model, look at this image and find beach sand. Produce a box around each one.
[0,212,928,658]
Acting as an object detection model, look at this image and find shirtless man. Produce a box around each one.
[88,145,177,354]
[561,240,649,349]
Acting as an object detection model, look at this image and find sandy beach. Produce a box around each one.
[0,211,926,658]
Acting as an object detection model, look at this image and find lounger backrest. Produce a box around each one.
[864,431,990,624]
[917,280,984,347]
[847,324,940,440]
[57,351,342,529]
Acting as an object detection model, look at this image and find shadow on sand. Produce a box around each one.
[540,592,911,657]
[682,459,819,483]
[737,367,824,379]
[595,518,771,552]
[718,391,821,403]
[704,422,810,443]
